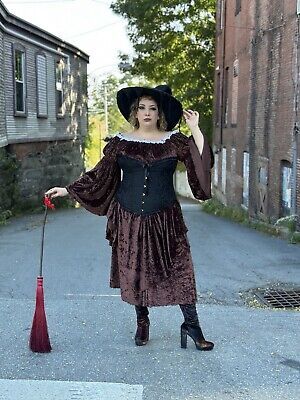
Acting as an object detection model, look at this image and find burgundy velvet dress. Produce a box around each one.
[65,130,213,307]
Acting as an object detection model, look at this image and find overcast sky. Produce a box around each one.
[3,0,133,80]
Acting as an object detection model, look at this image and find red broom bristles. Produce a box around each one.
[29,276,52,352]
[29,195,54,353]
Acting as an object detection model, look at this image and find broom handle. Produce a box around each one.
[39,205,48,277]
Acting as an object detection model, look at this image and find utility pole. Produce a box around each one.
[104,83,108,137]
[99,82,108,159]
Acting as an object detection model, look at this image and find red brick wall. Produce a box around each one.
[213,0,299,227]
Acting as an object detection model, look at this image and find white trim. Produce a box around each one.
[116,130,177,144]
[0,21,70,68]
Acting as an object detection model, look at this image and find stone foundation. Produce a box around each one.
[0,139,85,214]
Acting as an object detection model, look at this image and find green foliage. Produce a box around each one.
[85,115,106,169]
[202,198,281,237]
[290,231,300,244]
[111,0,216,139]
[274,215,297,233]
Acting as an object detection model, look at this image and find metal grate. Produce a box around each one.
[253,289,300,309]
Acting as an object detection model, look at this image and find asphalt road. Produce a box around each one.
[0,202,299,400]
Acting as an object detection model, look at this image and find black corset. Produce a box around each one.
[115,155,178,215]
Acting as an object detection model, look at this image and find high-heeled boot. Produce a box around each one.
[179,304,214,351]
[134,305,150,346]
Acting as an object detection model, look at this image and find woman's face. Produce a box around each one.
[136,97,159,129]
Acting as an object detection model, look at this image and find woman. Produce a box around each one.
[45,85,214,351]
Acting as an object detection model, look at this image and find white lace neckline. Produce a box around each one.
[116,131,177,144]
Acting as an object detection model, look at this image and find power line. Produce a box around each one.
[6,0,109,4]
[65,21,120,39]
[6,0,76,4]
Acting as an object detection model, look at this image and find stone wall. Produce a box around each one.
[0,139,85,215]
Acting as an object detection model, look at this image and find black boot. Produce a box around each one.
[179,304,214,351]
[134,305,150,346]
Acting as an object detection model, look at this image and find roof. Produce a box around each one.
[0,0,89,62]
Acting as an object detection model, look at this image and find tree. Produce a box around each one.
[111,0,216,139]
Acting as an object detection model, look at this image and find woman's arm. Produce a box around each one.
[183,109,204,156]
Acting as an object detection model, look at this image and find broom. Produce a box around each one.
[29,195,55,353]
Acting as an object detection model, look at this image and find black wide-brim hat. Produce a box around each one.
[116,85,183,131]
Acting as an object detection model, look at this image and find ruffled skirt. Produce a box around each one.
[105,197,197,307]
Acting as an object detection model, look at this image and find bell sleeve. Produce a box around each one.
[65,137,121,216]
[174,131,214,201]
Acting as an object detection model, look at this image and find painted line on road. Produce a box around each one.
[0,379,143,400]
[64,294,121,298]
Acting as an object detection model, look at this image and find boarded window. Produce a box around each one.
[14,48,26,114]
[215,72,221,125]
[218,0,224,30]
[231,147,236,173]
[222,147,227,193]
[214,153,219,186]
[281,161,292,216]
[56,60,64,116]
[235,0,242,15]
[243,152,249,207]
[36,53,48,117]
[231,59,239,125]
[223,67,229,126]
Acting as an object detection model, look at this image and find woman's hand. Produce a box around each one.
[183,109,199,131]
[44,187,68,199]
[183,109,204,155]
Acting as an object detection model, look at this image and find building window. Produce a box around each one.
[235,0,242,15]
[55,59,64,116]
[218,0,224,30]
[13,46,26,115]
[231,59,239,125]
[242,152,249,208]
[214,153,219,186]
[223,67,229,126]
[231,147,236,173]
[280,161,292,216]
[215,71,221,125]
[221,147,227,193]
[36,53,48,117]
[258,166,268,186]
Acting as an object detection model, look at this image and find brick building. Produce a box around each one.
[213,0,300,229]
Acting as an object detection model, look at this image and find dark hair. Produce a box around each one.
[128,95,168,131]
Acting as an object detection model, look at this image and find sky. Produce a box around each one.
[3,0,134,81]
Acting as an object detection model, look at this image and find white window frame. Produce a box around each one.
[55,59,64,117]
[14,47,26,115]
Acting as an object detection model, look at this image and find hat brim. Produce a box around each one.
[117,86,183,131]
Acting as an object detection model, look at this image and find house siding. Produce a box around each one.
[0,29,7,147]
[0,0,89,215]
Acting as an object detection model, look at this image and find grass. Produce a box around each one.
[201,197,300,242]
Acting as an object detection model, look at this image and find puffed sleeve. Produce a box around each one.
[172,131,214,201]
[65,136,121,216]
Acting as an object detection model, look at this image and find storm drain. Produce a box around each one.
[253,288,300,309]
